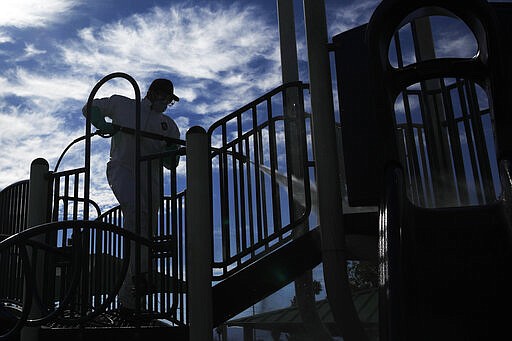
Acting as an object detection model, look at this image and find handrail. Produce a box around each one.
[0,220,142,335]
[208,81,313,280]
[207,81,307,134]
[0,179,30,236]
[0,179,29,194]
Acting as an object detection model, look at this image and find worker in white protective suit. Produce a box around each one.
[82,78,180,314]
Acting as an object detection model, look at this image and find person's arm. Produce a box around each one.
[162,144,180,169]
[162,118,181,170]
[81,97,117,134]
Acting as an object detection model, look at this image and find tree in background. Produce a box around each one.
[347,260,379,291]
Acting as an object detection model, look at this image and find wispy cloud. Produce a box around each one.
[0,1,283,198]
[0,31,14,44]
[59,3,282,108]
[327,0,379,37]
[0,0,83,28]
[21,43,46,60]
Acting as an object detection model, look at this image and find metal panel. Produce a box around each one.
[333,25,380,206]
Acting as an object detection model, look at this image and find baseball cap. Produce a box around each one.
[149,78,180,102]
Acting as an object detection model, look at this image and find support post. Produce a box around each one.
[302,1,367,340]
[277,0,331,339]
[186,126,213,341]
[411,17,458,207]
[21,158,50,341]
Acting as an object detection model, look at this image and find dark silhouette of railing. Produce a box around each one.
[208,81,312,280]
[97,190,187,325]
[0,77,315,340]
[0,180,30,238]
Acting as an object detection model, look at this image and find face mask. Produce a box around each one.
[151,100,168,113]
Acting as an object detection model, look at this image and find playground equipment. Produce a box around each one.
[1,0,512,340]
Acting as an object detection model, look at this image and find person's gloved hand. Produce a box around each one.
[90,106,117,135]
[163,144,180,169]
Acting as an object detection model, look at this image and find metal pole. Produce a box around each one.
[277,0,299,83]
[186,126,213,341]
[21,158,50,341]
[302,1,367,340]
[411,17,457,207]
[277,0,331,339]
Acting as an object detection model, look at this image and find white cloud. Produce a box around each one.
[0,0,83,28]
[0,103,84,188]
[327,0,379,37]
[0,68,100,103]
[0,1,284,196]
[22,43,46,59]
[0,31,14,44]
[59,3,281,111]
[436,32,477,59]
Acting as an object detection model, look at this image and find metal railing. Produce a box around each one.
[2,79,314,333]
[395,78,498,208]
[208,81,313,280]
[0,180,30,237]
[0,73,189,336]
[50,168,101,222]
[97,188,187,324]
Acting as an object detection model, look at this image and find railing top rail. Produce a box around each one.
[207,81,308,135]
[0,179,29,194]
[0,220,153,249]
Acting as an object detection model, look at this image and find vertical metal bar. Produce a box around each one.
[171,168,179,315]
[220,124,230,272]
[232,144,241,260]
[165,194,171,313]
[440,79,468,205]
[186,126,213,341]
[303,1,367,340]
[458,81,484,203]
[73,173,80,219]
[244,137,255,256]
[393,32,422,205]
[412,18,457,206]
[416,127,434,207]
[466,81,495,202]
[51,177,59,222]
[13,185,19,231]
[257,129,269,244]
[252,108,263,244]
[162,172,169,314]
[237,120,247,252]
[21,158,50,341]
[268,99,282,237]
[146,160,153,311]
[63,176,69,221]
[401,92,423,205]
[395,33,424,204]
[178,194,185,323]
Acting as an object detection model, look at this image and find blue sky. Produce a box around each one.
[0,0,510,202]
[2,1,511,335]
[0,0,386,205]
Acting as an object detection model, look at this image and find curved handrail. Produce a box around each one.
[84,72,141,224]
[0,220,161,330]
[0,244,32,340]
[0,179,29,195]
[207,81,308,134]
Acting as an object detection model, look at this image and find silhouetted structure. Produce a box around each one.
[1,1,511,340]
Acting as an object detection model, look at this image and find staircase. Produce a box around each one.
[1,80,380,340]
[3,1,512,340]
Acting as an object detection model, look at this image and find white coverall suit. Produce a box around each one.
[83,94,180,309]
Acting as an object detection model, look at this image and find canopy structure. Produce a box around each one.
[225,288,378,340]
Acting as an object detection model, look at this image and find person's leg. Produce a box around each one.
[107,163,139,310]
